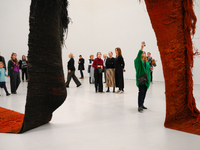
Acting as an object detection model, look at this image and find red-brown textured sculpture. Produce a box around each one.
[144,0,200,135]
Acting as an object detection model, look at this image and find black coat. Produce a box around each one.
[115,55,125,89]
[68,58,75,71]
[0,56,6,70]
[106,57,116,69]
[78,58,85,70]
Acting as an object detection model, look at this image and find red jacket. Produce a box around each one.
[92,58,103,70]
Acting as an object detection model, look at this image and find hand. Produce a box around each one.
[141,43,145,50]
[150,67,153,71]
[101,66,103,70]
[22,65,23,66]
[7,76,10,77]
[97,65,101,68]
[68,70,71,73]
[123,69,126,72]
[5,70,7,72]
[78,61,80,63]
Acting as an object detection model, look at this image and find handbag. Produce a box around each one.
[98,68,103,73]
[152,59,157,67]
[137,74,148,84]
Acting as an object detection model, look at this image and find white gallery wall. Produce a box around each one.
[0,0,200,84]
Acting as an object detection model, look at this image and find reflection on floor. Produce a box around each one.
[0,77,200,150]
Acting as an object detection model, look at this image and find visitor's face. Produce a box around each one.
[108,52,113,58]
[12,54,17,59]
[147,53,151,57]
[142,52,146,57]
[23,56,26,60]
[97,53,101,59]
[68,54,71,58]
[0,63,3,68]
[91,56,94,60]
[103,55,107,59]
[115,49,118,55]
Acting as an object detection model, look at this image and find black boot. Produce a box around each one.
[113,87,115,93]
[89,77,91,84]
[106,87,110,92]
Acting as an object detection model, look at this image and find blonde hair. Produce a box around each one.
[69,53,74,58]
[0,61,4,67]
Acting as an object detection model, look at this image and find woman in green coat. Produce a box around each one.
[134,43,153,112]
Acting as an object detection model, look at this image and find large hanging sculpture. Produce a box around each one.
[0,0,69,133]
[144,0,200,135]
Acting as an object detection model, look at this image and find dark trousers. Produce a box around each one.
[66,71,81,86]
[0,82,9,94]
[22,68,28,81]
[103,68,106,82]
[94,69,103,92]
[151,71,153,82]
[10,71,21,93]
[138,85,148,108]
[80,69,84,77]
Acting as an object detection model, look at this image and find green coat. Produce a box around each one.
[134,50,151,89]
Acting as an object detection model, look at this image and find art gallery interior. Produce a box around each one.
[0,0,200,149]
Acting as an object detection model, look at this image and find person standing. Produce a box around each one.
[8,53,21,94]
[0,52,6,71]
[0,61,10,96]
[19,55,28,82]
[106,52,116,92]
[92,52,104,93]
[134,44,152,112]
[78,55,85,79]
[115,48,125,94]
[66,53,81,88]
[147,52,154,83]
[88,55,94,84]
[103,54,107,83]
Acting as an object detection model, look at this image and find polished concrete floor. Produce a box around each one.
[0,77,200,150]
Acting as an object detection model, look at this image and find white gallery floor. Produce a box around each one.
[0,77,200,150]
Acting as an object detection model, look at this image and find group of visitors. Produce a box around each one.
[1,43,156,113]
[0,52,28,96]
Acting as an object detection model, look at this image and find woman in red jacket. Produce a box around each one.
[92,52,104,93]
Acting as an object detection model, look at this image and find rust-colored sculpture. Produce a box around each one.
[144,0,200,135]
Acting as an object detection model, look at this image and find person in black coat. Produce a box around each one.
[66,53,81,88]
[19,55,28,82]
[78,55,85,79]
[0,52,6,71]
[115,47,125,94]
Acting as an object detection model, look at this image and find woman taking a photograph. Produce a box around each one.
[65,53,81,88]
[8,52,21,94]
[115,47,125,94]
[92,52,104,93]
[106,51,116,93]
[134,43,152,113]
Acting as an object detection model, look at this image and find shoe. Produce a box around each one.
[106,90,110,92]
[98,92,105,94]
[77,84,81,87]
[115,90,120,93]
[138,107,143,112]
[142,106,147,109]
[12,92,17,94]
[79,77,84,79]
[6,93,11,96]
[118,91,124,94]
[66,85,69,88]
